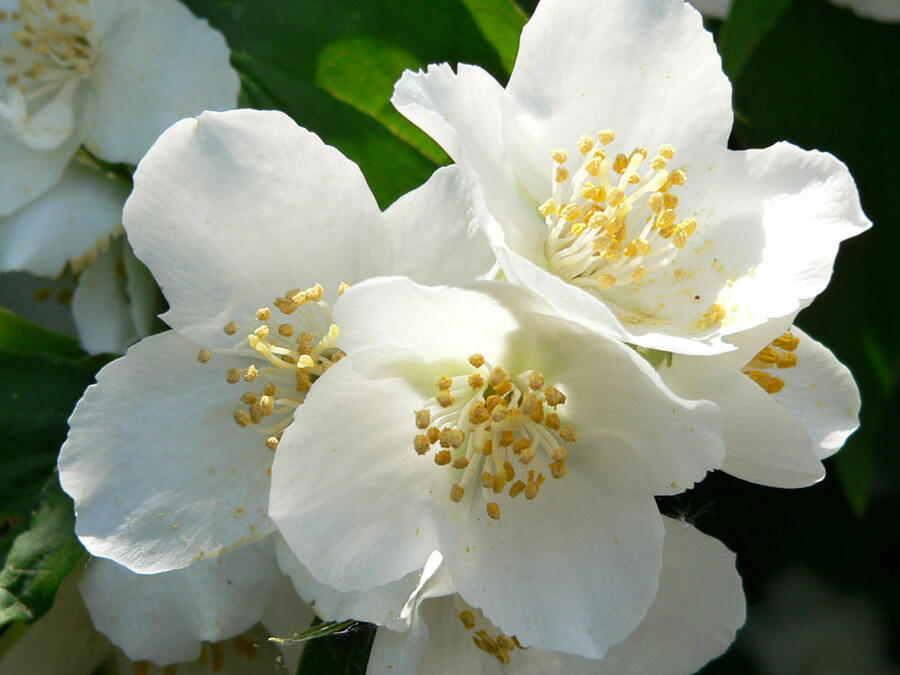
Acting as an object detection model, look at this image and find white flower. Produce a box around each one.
[269,276,724,658]
[391,0,870,356]
[690,0,900,22]
[0,554,309,674]
[0,0,239,352]
[657,317,861,487]
[58,109,494,591]
[0,0,239,214]
[366,520,744,675]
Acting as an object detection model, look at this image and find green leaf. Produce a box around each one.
[717,0,794,79]
[0,352,95,506]
[183,0,521,207]
[0,477,84,627]
[0,308,85,360]
[295,618,376,675]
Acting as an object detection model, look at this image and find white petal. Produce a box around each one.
[383,165,497,284]
[0,78,79,151]
[270,357,452,592]
[85,0,239,163]
[59,330,276,573]
[271,351,665,659]
[121,239,160,339]
[671,142,871,339]
[123,109,390,349]
[273,534,423,628]
[0,162,127,276]
[79,538,280,665]
[593,517,745,673]
[771,327,861,459]
[514,312,724,495]
[333,278,545,363]
[504,0,732,171]
[664,348,825,487]
[71,237,138,354]
[448,435,664,659]
[0,571,112,675]
[392,65,546,263]
[368,620,431,675]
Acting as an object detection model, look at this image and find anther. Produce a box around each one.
[468,353,485,368]
[436,390,455,407]
[233,410,250,427]
[197,349,211,363]
[414,435,430,455]
[509,481,526,498]
[527,371,545,390]
[243,364,258,382]
[450,483,465,502]
[226,367,241,384]
[415,409,431,429]
[437,375,453,391]
[459,610,476,630]
[277,323,293,337]
[434,450,452,465]
[486,502,501,520]
[223,321,238,335]
[266,437,279,451]
[544,386,566,407]
[255,307,271,321]
[468,373,484,389]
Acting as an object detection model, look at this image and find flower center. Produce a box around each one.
[457,603,527,665]
[412,354,576,521]
[197,282,349,452]
[1,1,96,92]
[540,130,699,291]
[742,331,799,394]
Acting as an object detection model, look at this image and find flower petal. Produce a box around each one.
[0,163,127,276]
[0,571,112,675]
[257,572,316,674]
[123,109,390,349]
[593,517,745,674]
[273,534,426,628]
[664,348,825,487]
[59,330,276,573]
[771,327,861,459]
[71,237,138,354]
[121,239,161,340]
[270,357,452,591]
[79,538,280,665]
[447,435,663,659]
[504,0,732,173]
[382,165,497,284]
[85,0,239,163]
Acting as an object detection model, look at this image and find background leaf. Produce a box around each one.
[716,0,794,79]
[0,477,84,627]
[294,618,376,675]
[184,0,524,207]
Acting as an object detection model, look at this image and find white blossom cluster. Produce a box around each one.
[0,0,873,673]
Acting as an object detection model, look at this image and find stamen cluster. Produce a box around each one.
[412,353,576,521]
[198,283,347,451]
[541,130,698,293]
[457,607,527,665]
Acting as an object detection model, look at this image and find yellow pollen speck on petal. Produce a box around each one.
[434,450,452,465]
[256,307,271,321]
[450,483,465,502]
[632,265,647,284]
[226,367,241,384]
[697,303,727,330]
[486,502,501,520]
[223,321,238,335]
[468,353,485,368]
[197,349,211,363]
